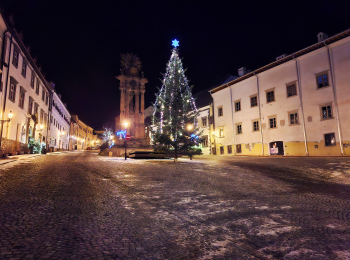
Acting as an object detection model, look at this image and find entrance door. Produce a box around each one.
[270,141,284,155]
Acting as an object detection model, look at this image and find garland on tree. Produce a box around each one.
[152,40,201,161]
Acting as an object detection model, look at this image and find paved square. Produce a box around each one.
[0,152,350,259]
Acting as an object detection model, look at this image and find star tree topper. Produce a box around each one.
[172,39,179,48]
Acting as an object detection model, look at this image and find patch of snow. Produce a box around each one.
[255,206,269,210]
[334,250,350,260]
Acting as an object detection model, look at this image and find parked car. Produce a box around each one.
[86,147,92,150]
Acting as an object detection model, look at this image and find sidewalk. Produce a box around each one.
[0,153,43,166]
[0,151,72,166]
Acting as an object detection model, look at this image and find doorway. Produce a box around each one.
[270,141,284,155]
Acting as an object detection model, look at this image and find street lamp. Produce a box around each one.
[187,124,193,131]
[124,122,128,160]
[0,111,13,123]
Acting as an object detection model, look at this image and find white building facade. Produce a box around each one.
[49,91,70,151]
[211,30,350,156]
[0,14,52,155]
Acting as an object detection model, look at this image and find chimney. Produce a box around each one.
[276,54,287,61]
[317,32,328,43]
[238,67,248,77]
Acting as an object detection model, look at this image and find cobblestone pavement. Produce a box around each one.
[0,152,350,259]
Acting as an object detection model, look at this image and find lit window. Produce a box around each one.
[325,133,336,146]
[219,127,224,137]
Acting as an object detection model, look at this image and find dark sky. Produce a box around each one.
[1,0,349,129]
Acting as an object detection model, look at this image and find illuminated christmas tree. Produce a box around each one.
[152,40,201,161]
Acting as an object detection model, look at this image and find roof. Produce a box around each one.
[193,88,213,109]
[210,28,350,94]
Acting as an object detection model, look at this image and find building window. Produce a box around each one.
[317,73,329,89]
[287,83,297,97]
[235,100,241,112]
[269,117,277,129]
[219,127,224,137]
[236,123,242,134]
[253,120,259,131]
[236,144,242,153]
[45,93,49,105]
[266,90,275,103]
[201,117,207,127]
[34,103,38,116]
[19,89,25,109]
[227,145,232,154]
[9,83,16,102]
[202,135,208,147]
[220,146,224,154]
[250,95,258,107]
[289,111,299,125]
[325,133,336,146]
[12,48,19,68]
[42,87,45,101]
[40,109,44,124]
[28,97,33,115]
[321,104,332,120]
[21,59,27,77]
[36,80,40,95]
[218,106,223,117]
[30,71,35,88]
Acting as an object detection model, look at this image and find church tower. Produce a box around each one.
[116,53,148,138]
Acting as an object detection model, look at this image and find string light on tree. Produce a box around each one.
[152,39,202,162]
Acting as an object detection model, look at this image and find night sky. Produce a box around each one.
[1,0,349,129]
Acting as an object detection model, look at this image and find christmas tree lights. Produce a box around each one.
[152,40,201,161]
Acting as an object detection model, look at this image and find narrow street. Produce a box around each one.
[0,151,350,259]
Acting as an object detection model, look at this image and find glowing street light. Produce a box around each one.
[0,111,13,123]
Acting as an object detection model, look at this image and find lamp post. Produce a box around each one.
[0,111,13,124]
[124,122,128,160]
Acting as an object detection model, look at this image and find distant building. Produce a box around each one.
[70,115,96,150]
[210,30,350,156]
[49,90,70,151]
